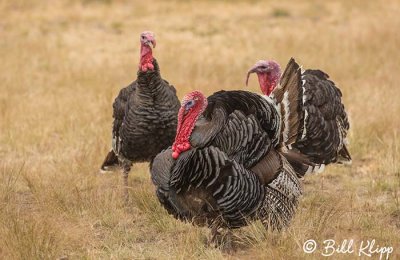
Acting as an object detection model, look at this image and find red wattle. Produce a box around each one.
[171,92,207,160]
[175,142,191,153]
[172,151,180,159]
[183,143,190,150]
[267,85,274,96]
[139,45,154,72]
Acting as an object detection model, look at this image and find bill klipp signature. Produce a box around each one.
[303,239,394,259]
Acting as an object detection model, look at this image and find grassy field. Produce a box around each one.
[1,0,399,259]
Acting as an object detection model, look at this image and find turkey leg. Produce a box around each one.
[122,163,131,205]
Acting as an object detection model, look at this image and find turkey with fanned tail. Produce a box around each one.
[100,31,180,200]
[246,58,351,176]
[151,90,302,248]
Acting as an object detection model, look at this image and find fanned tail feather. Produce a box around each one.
[272,58,352,176]
[271,58,304,150]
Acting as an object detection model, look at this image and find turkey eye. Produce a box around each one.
[185,100,195,110]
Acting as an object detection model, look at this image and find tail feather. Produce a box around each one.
[338,144,352,165]
[273,58,352,176]
[280,149,321,177]
[271,58,304,149]
[100,149,119,172]
[259,157,302,231]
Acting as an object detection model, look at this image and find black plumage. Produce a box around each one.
[118,60,180,162]
[101,59,180,192]
[295,69,351,164]
[271,58,351,175]
[200,90,281,147]
[151,91,302,240]
[150,58,351,246]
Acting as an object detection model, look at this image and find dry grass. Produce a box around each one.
[0,0,399,259]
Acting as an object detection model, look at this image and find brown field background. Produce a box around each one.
[1,0,399,259]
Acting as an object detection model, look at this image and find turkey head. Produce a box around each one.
[139,31,156,72]
[246,60,281,96]
[172,91,208,159]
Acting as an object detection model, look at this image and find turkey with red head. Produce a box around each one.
[151,90,302,247]
[100,31,180,199]
[246,58,351,176]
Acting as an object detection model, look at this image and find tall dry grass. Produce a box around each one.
[0,0,399,259]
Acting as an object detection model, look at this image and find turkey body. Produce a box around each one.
[151,91,301,231]
[270,58,351,175]
[293,69,350,165]
[150,58,351,241]
[101,59,180,169]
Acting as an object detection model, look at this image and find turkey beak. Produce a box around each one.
[245,66,258,86]
[149,39,156,48]
[144,38,156,48]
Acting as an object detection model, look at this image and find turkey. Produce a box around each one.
[100,31,180,199]
[246,58,351,176]
[151,90,303,248]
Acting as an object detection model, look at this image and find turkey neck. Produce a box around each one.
[257,73,275,96]
[140,44,153,70]
[173,103,206,158]
[136,60,164,99]
[173,109,197,156]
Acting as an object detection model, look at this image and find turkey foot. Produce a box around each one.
[208,226,235,253]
